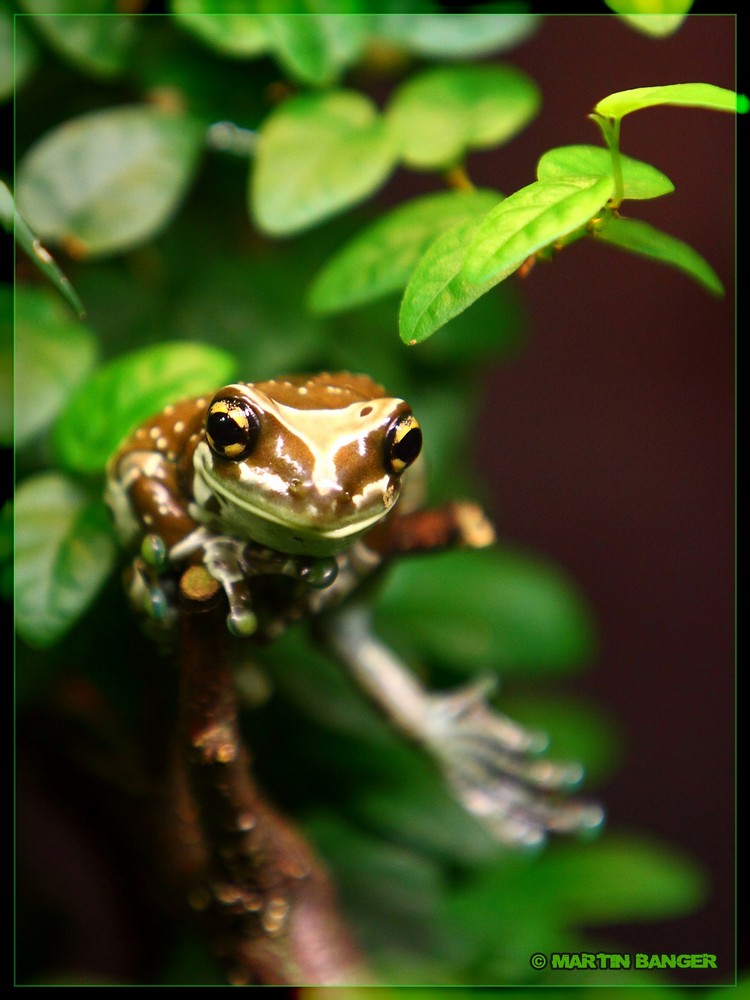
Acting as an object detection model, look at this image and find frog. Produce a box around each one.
[106,371,603,847]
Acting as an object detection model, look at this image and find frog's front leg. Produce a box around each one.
[317,601,604,847]
[107,452,258,636]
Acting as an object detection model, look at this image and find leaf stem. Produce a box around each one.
[589,113,624,207]
[444,164,476,192]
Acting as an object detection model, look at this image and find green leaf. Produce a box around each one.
[53,341,238,474]
[305,814,445,959]
[537,145,673,201]
[386,63,540,170]
[172,2,370,80]
[445,833,707,967]
[308,10,372,72]
[15,473,117,648]
[2,181,86,317]
[0,286,11,445]
[0,501,12,601]
[263,12,367,85]
[594,215,724,296]
[0,1,37,101]
[172,0,270,57]
[15,286,99,448]
[16,105,205,258]
[462,176,614,284]
[375,12,539,58]
[374,547,596,676]
[594,82,746,119]
[265,13,334,84]
[526,833,707,924]
[250,90,397,236]
[399,215,506,345]
[604,0,694,38]
[352,752,501,864]
[410,279,525,374]
[16,0,137,79]
[309,188,502,314]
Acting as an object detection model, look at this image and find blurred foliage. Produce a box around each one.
[7,3,734,988]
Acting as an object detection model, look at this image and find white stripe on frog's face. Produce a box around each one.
[269,396,401,499]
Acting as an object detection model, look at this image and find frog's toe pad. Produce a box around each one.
[423,679,604,847]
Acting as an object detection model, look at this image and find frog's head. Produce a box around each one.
[191,373,423,556]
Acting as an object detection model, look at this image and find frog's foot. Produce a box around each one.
[199,535,259,638]
[320,604,603,848]
[124,556,178,633]
[421,677,604,847]
[170,530,340,638]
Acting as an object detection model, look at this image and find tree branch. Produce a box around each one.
[176,566,367,986]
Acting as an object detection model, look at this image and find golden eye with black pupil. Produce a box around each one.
[385,414,422,474]
[205,397,260,460]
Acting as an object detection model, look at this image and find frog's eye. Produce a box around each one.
[385,414,422,475]
[205,396,261,460]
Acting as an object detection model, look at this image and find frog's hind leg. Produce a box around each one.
[317,602,604,848]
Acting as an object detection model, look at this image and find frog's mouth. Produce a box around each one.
[193,449,392,554]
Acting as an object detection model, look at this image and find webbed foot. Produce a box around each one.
[421,676,604,846]
[320,604,603,848]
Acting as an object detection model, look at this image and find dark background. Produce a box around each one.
[468,13,736,970]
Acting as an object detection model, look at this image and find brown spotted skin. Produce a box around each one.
[107,395,208,550]
[251,373,387,410]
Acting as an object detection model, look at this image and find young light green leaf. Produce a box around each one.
[594,82,746,120]
[374,547,596,675]
[462,176,614,285]
[15,286,99,448]
[594,215,724,296]
[1,1,37,100]
[309,188,502,314]
[172,0,270,57]
[250,90,397,236]
[17,106,205,259]
[537,145,673,200]
[399,216,505,345]
[53,341,238,474]
[15,473,117,648]
[603,0,692,38]
[2,180,86,316]
[374,12,539,58]
[17,0,137,78]
[386,63,540,170]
